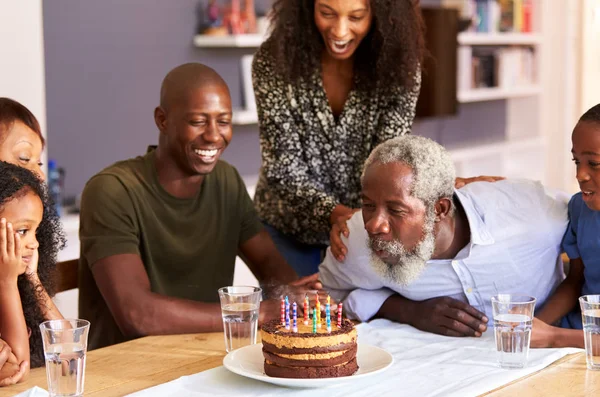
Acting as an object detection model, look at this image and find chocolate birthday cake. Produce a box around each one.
[260,318,358,378]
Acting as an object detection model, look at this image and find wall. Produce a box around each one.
[43,0,270,199]
[580,0,600,116]
[0,0,47,159]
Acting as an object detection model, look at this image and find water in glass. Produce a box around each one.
[44,342,86,397]
[494,313,532,369]
[583,309,600,370]
[222,302,259,352]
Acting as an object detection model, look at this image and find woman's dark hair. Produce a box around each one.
[264,0,425,92]
[0,161,65,367]
[0,98,45,147]
[580,104,600,125]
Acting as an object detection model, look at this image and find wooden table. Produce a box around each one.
[1,333,598,396]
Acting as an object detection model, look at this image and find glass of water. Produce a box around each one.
[580,295,600,370]
[39,319,90,397]
[491,294,536,369]
[218,286,261,352]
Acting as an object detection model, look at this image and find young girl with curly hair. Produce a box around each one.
[0,161,65,385]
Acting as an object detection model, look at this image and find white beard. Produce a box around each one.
[367,210,436,286]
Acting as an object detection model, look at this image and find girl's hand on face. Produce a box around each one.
[0,218,23,282]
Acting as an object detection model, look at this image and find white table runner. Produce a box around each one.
[127,319,581,397]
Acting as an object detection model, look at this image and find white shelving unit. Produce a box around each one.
[194,34,265,124]
[457,85,540,103]
[232,109,258,125]
[457,32,541,45]
[193,33,265,48]
[450,0,545,184]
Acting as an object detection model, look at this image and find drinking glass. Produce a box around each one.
[218,286,261,352]
[491,294,536,369]
[39,319,90,397]
[580,295,600,370]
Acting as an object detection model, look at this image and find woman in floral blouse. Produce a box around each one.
[253,0,498,276]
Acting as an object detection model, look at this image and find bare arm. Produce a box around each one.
[238,230,298,286]
[0,221,29,371]
[91,253,223,338]
[0,339,27,386]
[531,318,584,348]
[536,257,584,325]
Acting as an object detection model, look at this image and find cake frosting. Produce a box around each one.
[260,318,358,378]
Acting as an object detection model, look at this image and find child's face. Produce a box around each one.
[572,121,600,210]
[0,189,43,273]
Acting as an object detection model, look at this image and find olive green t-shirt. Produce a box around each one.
[78,149,262,349]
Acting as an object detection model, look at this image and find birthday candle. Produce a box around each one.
[285,296,290,330]
[337,302,343,327]
[292,302,298,333]
[303,294,309,325]
[280,298,285,326]
[316,293,321,328]
[326,302,331,332]
[313,306,317,334]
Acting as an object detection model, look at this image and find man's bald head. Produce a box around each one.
[159,63,229,111]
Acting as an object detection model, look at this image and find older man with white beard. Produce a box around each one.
[319,135,569,338]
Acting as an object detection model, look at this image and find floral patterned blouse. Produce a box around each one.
[252,46,420,245]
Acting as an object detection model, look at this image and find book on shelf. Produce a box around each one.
[467,0,533,33]
[459,46,536,90]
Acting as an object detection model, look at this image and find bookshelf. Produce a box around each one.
[448,0,545,184]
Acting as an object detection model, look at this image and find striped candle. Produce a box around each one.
[326,302,331,332]
[316,294,321,328]
[285,296,290,330]
[303,294,309,325]
[292,302,298,332]
[337,302,343,327]
[313,306,317,334]
[280,298,285,326]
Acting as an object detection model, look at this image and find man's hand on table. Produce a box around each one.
[412,297,488,337]
[379,295,488,337]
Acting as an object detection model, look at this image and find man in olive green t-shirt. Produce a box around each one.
[78,63,309,349]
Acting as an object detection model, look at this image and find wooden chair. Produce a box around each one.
[55,258,79,293]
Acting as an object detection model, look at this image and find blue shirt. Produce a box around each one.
[319,179,569,322]
[561,193,600,329]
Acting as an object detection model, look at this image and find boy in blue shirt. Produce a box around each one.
[532,103,600,348]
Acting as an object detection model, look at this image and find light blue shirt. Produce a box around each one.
[319,179,569,322]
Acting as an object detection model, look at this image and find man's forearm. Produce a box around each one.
[116,292,223,338]
[375,294,418,325]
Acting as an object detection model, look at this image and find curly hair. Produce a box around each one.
[0,98,45,148]
[264,0,425,92]
[0,161,65,367]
